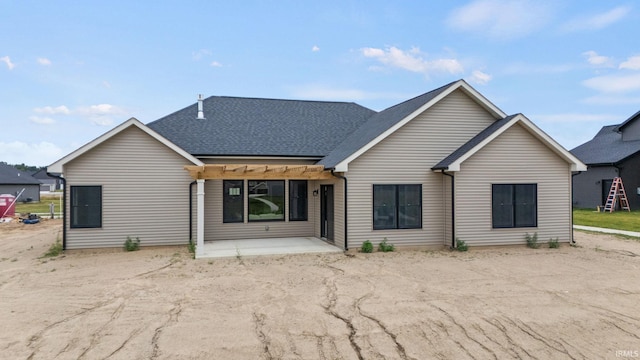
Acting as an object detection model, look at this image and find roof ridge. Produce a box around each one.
[376,79,460,113]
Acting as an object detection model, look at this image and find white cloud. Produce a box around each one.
[0,141,66,167]
[447,0,552,40]
[37,57,51,66]
[361,46,463,76]
[563,6,631,32]
[192,49,212,61]
[312,45,320,52]
[582,73,640,93]
[502,62,575,75]
[29,116,55,125]
[582,50,614,67]
[1,55,15,70]
[468,70,492,85]
[210,61,223,67]
[34,105,71,115]
[620,55,640,70]
[76,104,127,126]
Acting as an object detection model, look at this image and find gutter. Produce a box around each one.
[46,172,67,250]
[441,171,455,249]
[331,170,348,251]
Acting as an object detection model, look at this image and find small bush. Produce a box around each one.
[124,236,140,251]
[43,237,63,257]
[455,238,468,252]
[361,240,374,253]
[188,238,196,254]
[548,238,560,249]
[378,238,395,252]
[525,232,539,249]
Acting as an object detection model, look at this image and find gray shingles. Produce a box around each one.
[571,124,640,165]
[318,81,458,168]
[431,115,517,170]
[0,163,41,185]
[147,97,376,157]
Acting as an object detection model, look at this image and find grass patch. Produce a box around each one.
[43,236,63,257]
[548,238,560,249]
[378,238,395,252]
[188,238,196,257]
[361,240,373,253]
[525,232,540,249]
[124,236,140,251]
[573,208,640,232]
[15,194,63,214]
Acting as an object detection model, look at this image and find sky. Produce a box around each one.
[1,1,639,167]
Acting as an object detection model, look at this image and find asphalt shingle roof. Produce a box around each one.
[318,81,457,168]
[571,124,640,165]
[432,115,518,170]
[0,163,41,185]
[147,96,376,157]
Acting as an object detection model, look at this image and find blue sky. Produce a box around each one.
[1,1,639,166]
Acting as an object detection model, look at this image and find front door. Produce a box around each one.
[320,185,334,242]
[602,179,614,207]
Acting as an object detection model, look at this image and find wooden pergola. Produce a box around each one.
[184,164,335,180]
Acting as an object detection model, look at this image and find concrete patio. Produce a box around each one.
[199,237,343,258]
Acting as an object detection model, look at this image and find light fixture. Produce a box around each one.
[312,189,319,197]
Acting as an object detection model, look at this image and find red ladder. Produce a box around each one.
[603,177,631,212]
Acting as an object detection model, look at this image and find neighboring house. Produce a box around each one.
[0,163,41,202]
[48,80,585,255]
[571,110,640,210]
[32,168,63,191]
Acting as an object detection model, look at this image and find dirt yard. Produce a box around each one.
[1,219,639,360]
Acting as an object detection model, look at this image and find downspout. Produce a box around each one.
[47,172,66,250]
[570,171,582,244]
[189,180,196,243]
[331,170,348,251]
[441,170,455,249]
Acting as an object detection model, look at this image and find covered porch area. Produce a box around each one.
[199,236,343,258]
[185,164,342,259]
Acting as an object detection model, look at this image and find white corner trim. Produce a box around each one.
[48,118,203,173]
[445,114,587,172]
[333,80,507,171]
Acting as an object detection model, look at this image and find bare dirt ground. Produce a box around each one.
[1,219,639,360]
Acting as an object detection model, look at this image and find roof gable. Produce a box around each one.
[571,123,640,165]
[618,109,640,132]
[319,79,507,171]
[147,97,376,157]
[433,114,587,172]
[48,118,203,174]
[0,163,41,185]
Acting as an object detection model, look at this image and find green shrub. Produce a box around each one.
[455,238,468,252]
[361,240,373,253]
[548,238,560,249]
[378,238,395,252]
[188,238,196,254]
[525,232,539,249]
[124,236,140,251]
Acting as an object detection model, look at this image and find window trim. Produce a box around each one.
[223,180,244,223]
[492,183,537,229]
[70,185,102,229]
[373,184,422,230]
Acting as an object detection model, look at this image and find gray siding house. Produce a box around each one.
[0,163,41,202]
[572,110,640,210]
[48,80,585,255]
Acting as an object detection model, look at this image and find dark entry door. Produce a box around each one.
[320,185,334,242]
[602,179,614,207]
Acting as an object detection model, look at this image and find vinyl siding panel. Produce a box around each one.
[347,89,497,249]
[204,179,317,241]
[64,126,195,249]
[572,166,618,209]
[456,124,573,245]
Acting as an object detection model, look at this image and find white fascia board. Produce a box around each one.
[48,118,203,173]
[333,80,507,172]
[444,114,587,172]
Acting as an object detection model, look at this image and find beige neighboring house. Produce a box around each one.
[48,80,586,256]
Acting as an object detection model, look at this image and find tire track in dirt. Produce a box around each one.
[502,317,579,360]
[150,299,183,360]
[483,318,535,359]
[76,298,127,359]
[431,305,498,360]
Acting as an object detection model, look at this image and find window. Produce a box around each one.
[373,184,422,230]
[289,180,307,221]
[70,186,102,228]
[492,184,537,228]
[223,180,243,223]
[248,180,285,221]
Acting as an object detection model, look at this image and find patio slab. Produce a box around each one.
[199,237,343,258]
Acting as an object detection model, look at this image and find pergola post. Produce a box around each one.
[196,178,205,258]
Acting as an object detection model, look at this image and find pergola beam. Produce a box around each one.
[184,164,335,180]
